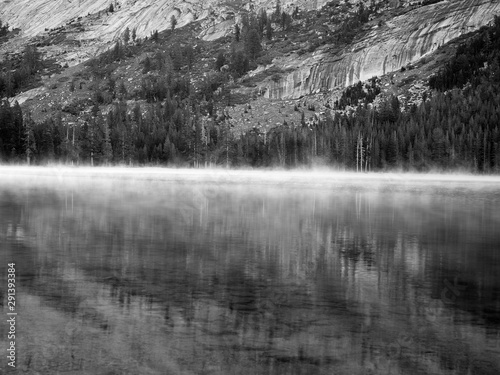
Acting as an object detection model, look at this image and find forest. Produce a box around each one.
[0,13,499,173]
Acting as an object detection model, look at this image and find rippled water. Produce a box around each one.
[1,168,500,374]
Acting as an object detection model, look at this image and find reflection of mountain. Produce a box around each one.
[2,179,500,374]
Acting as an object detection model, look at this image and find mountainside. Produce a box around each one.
[1,0,329,38]
[0,0,328,62]
[0,0,497,103]
[1,1,497,94]
[1,0,500,172]
[0,0,330,39]
[266,0,500,99]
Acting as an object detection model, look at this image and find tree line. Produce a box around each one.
[1,75,499,172]
[238,83,500,172]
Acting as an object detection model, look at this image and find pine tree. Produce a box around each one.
[281,12,292,31]
[234,23,240,42]
[387,131,399,167]
[171,15,177,31]
[266,19,273,40]
[230,50,249,77]
[245,28,262,60]
[22,45,41,75]
[0,100,13,158]
[102,120,113,164]
[259,9,268,34]
[431,127,447,166]
[0,18,9,37]
[142,56,151,73]
[23,112,36,165]
[170,44,184,71]
[118,81,127,99]
[151,30,159,42]
[112,41,122,60]
[12,101,24,157]
[79,118,100,166]
[184,44,195,70]
[123,27,130,44]
[274,0,282,23]
[106,74,116,95]
[215,51,226,71]
[39,120,55,160]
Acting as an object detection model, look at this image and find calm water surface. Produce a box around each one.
[1,169,499,374]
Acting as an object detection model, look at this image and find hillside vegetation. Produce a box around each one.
[0,3,499,172]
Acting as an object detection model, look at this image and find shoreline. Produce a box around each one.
[1,165,500,184]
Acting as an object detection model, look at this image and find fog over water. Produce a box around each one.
[0,166,499,374]
[2,165,500,187]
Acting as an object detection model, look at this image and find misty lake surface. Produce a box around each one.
[1,167,500,375]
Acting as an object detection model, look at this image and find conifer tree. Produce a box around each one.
[245,28,262,60]
[266,19,273,40]
[274,0,281,22]
[118,81,127,99]
[102,121,113,164]
[171,15,177,31]
[123,27,130,44]
[234,23,240,42]
[0,19,9,37]
[431,127,447,165]
[215,51,226,71]
[259,9,268,34]
[23,112,36,165]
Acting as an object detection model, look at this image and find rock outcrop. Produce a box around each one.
[0,0,335,65]
[0,0,328,42]
[265,0,500,99]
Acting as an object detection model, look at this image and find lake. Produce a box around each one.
[1,167,499,374]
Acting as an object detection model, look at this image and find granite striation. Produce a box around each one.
[264,0,500,99]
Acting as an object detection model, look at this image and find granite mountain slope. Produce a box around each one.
[1,0,499,122]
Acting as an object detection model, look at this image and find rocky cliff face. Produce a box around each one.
[0,0,328,41]
[0,0,333,65]
[265,0,500,99]
[1,0,223,42]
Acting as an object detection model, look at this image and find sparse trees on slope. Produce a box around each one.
[123,27,130,44]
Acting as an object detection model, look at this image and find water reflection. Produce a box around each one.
[0,173,499,374]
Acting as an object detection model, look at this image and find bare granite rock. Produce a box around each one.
[264,0,500,99]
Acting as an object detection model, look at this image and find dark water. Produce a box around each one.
[1,170,500,374]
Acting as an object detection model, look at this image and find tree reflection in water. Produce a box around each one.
[0,173,499,374]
